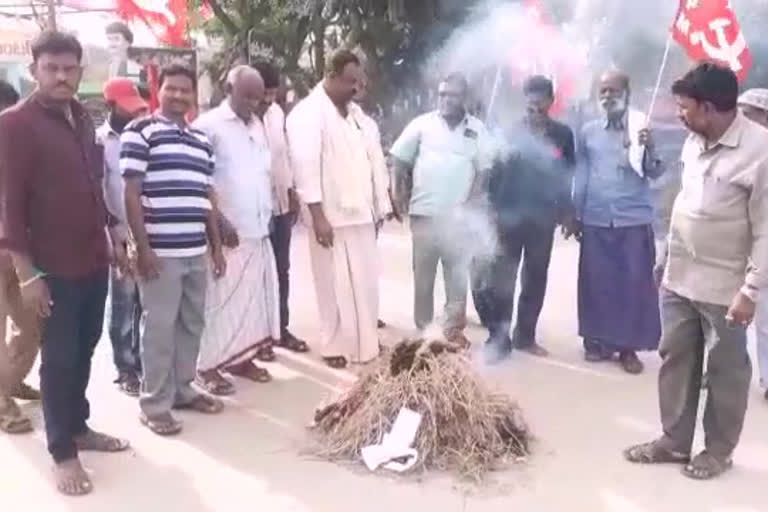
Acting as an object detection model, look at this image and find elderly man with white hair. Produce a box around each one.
[193,65,281,394]
[740,88,768,401]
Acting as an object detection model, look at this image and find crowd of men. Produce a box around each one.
[1,28,768,495]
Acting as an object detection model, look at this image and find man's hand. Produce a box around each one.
[137,246,162,281]
[109,227,132,278]
[211,248,227,280]
[638,128,655,150]
[653,264,665,288]
[21,278,52,318]
[561,218,583,241]
[313,213,334,248]
[288,188,301,227]
[726,291,756,328]
[218,214,240,249]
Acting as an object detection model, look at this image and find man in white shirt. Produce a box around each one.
[286,50,391,369]
[194,66,280,393]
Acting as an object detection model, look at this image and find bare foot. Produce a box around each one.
[54,458,92,496]
[75,428,130,452]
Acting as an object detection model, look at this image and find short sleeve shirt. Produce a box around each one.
[390,111,491,217]
[120,114,215,258]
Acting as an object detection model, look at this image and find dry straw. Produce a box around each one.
[310,339,531,482]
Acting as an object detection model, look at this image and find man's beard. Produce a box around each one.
[109,112,132,133]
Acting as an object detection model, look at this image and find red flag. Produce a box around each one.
[671,0,752,81]
[116,0,189,47]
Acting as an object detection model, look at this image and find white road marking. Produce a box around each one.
[264,362,347,394]
[274,347,359,383]
[524,354,629,380]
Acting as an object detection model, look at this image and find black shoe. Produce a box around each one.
[377,319,386,329]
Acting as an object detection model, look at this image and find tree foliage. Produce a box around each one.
[193,0,479,119]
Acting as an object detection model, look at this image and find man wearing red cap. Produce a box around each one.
[97,78,148,397]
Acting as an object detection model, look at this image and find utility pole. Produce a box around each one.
[46,0,57,30]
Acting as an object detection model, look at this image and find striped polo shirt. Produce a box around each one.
[120,114,215,258]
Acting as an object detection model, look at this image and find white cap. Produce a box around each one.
[738,88,768,112]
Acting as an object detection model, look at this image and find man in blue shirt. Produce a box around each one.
[473,76,575,360]
[569,70,665,374]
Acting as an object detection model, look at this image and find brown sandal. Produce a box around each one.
[196,370,236,395]
[254,345,277,362]
[226,361,271,383]
[624,440,690,464]
[682,451,733,480]
[75,429,130,452]
[0,412,32,434]
[174,394,224,414]
[273,332,309,353]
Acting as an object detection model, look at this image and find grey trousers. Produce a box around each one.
[410,215,469,332]
[658,288,752,458]
[139,255,207,418]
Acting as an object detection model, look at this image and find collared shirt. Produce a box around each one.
[261,103,294,216]
[664,112,768,306]
[97,121,128,237]
[489,118,575,227]
[390,111,492,217]
[194,101,273,239]
[573,118,665,227]
[0,95,110,277]
[120,113,214,258]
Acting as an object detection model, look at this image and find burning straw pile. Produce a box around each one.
[311,339,531,481]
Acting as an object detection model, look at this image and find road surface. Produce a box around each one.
[2,223,767,512]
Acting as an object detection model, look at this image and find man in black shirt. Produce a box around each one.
[473,75,576,360]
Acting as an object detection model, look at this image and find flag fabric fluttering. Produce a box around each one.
[116,0,189,47]
[671,0,752,81]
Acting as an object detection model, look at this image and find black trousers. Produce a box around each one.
[40,269,108,463]
[472,219,556,347]
[270,213,293,337]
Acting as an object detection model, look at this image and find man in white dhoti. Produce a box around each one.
[194,66,280,394]
[287,50,391,369]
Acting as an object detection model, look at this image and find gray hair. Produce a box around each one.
[226,65,263,87]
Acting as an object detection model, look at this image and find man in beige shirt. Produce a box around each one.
[625,63,768,480]
[0,80,41,435]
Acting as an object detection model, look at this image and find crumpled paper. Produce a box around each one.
[361,407,422,473]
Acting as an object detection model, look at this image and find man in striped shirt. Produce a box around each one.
[122,64,226,436]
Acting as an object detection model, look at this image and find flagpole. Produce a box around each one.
[646,33,673,124]
[485,64,503,124]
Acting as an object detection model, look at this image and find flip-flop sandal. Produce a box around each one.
[75,429,130,452]
[274,334,310,353]
[323,356,348,369]
[254,345,277,362]
[227,364,272,383]
[682,451,733,480]
[0,412,33,434]
[196,375,236,395]
[140,413,183,436]
[623,440,690,464]
[117,379,140,397]
[175,394,224,415]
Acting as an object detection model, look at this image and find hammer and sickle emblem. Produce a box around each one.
[690,18,746,71]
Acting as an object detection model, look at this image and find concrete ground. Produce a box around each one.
[2,223,768,512]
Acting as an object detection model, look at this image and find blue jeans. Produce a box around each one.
[109,268,142,378]
[41,270,108,462]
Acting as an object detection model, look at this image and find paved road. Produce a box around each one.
[2,223,767,512]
